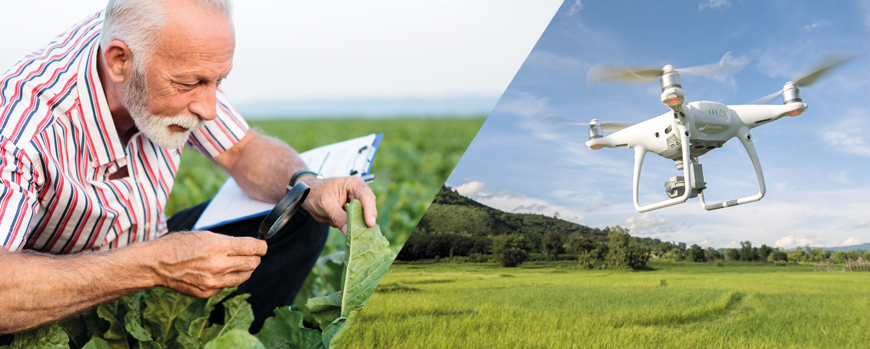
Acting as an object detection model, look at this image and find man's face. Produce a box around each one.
[121,5,235,149]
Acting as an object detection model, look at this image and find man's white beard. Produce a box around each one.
[120,64,204,149]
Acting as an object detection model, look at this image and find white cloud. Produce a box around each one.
[621,213,687,235]
[818,131,870,156]
[456,181,585,223]
[698,0,730,11]
[843,237,861,246]
[802,22,824,31]
[725,240,739,248]
[566,0,583,16]
[492,91,551,118]
[774,235,821,249]
[455,181,487,197]
[525,51,590,76]
[585,202,609,212]
[855,221,870,228]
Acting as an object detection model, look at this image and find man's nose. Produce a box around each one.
[189,84,217,121]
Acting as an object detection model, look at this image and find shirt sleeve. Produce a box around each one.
[0,138,42,252]
[186,88,250,158]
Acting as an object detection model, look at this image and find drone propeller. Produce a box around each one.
[748,51,859,105]
[540,115,632,131]
[587,52,750,85]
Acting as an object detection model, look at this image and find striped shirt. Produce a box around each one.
[0,12,249,253]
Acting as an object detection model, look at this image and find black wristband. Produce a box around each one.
[290,170,322,187]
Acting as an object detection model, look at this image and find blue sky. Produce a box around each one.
[446,0,870,249]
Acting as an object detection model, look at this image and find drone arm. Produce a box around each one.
[633,124,693,212]
[698,126,766,210]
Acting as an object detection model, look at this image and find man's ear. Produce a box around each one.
[102,39,133,84]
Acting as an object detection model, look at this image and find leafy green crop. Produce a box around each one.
[2,200,396,349]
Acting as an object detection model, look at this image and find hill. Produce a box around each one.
[823,243,870,252]
[416,186,607,240]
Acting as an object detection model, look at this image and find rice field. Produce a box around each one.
[346,261,870,348]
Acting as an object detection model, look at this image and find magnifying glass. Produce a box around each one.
[258,182,310,240]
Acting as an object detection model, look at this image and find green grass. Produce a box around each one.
[167,117,486,252]
[346,261,870,348]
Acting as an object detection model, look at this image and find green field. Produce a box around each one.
[346,261,870,349]
[168,117,486,252]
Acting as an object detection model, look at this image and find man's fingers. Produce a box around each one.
[325,203,348,234]
[224,256,261,274]
[358,191,378,228]
[349,178,378,227]
[220,271,255,288]
[227,236,268,256]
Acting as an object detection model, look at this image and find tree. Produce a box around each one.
[660,242,674,253]
[788,246,805,262]
[758,244,773,261]
[492,234,530,267]
[688,244,705,262]
[725,248,739,261]
[769,249,788,262]
[604,226,650,270]
[705,247,722,261]
[542,231,563,260]
[577,250,596,270]
[740,241,755,261]
[571,237,597,255]
[665,248,685,261]
[607,226,631,251]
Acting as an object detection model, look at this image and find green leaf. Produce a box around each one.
[143,287,198,345]
[256,307,325,349]
[321,309,358,349]
[304,292,342,329]
[340,201,396,316]
[6,324,70,349]
[81,308,107,339]
[58,314,89,349]
[121,291,153,342]
[199,294,254,343]
[173,288,236,349]
[96,304,127,341]
[202,329,264,349]
[82,337,111,349]
[320,200,396,347]
[135,342,166,349]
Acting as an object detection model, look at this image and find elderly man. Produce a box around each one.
[0,0,377,335]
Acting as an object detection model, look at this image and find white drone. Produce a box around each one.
[544,51,856,213]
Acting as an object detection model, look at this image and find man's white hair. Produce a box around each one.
[100,0,233,70]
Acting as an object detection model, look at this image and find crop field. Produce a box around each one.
[346,261,870,348]
[168,117,486,253]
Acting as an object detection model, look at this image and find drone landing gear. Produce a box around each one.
[698,128,766,210]
[632,124,694,212]
[632,126,766,212]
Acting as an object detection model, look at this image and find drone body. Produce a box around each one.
[586,98,806,213]
[542,52,856,213]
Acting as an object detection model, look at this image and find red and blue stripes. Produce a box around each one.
[0,12,249,253]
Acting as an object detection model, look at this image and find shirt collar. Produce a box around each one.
[76,34,127,167]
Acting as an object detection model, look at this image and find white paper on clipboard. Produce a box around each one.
[192,133,383,230]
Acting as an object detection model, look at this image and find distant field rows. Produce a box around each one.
[168,117,486,253]
[347,261,870,348]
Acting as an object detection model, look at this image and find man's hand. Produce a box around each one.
[300,176,377,235]
[148,231,268,298]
